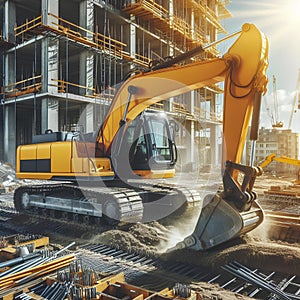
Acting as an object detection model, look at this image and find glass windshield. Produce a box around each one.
[148,118,172,161]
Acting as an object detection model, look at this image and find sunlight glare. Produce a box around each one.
[284,0,300,24]
[230,1,300,43]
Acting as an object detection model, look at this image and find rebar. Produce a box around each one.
[222,262,300,300]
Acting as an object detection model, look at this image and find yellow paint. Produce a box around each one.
[36,143,50,159]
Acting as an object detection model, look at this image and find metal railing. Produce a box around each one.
[1,75,42,99]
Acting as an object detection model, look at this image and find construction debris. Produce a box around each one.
[0,234,49,261]
[0,242,202,300]
[0,239,76,297]
[0,162,19,193]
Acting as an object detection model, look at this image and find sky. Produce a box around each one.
[219,0,300,132]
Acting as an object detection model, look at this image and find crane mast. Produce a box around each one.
[288,68,300,129]
[272,75,283,128]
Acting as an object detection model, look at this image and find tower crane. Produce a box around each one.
[288,68,300,129]
[271,75,283,128]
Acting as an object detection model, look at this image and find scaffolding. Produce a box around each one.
[1,75,42,98]
[15,14,128,59]
[7,14,124,100]
[187,0,228,33]
[51,78,114,102]
[0,0,229,163]
[122,0,226,56]
[217,0,232,19]
[6,0,228,100]
[122,0,201,48]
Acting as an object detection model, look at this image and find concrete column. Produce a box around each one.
[190,121,195,164]
[41,33,59,94]
[184,91,195,165]
[190,91,195,162]
[3,0,16,43]
[84,103,94,132]
[80,0,94,34]
[0,106,3,161]
[41,0,59,132]
[189,90,195,115]
[167,38,174,113]
[41,98,59,133]
[210,95,218,166]
[4,105,16,165]
[42,0,59,25]
[4,52,15,86]
[79,0,94,96]
[169,0,174,25]
[210,124,218,167]
[79,52,94,96]
[2,1,16,165]
[130,16,136,58]
[77,103,94,133]
[191,10,195,39]
[41,0,59,93]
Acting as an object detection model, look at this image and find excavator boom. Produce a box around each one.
[98,24,268,166]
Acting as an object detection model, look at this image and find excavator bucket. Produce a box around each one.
[168,161,264,251]
[169,194,264,251]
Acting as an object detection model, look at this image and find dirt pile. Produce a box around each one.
[86,173,300,279]
[89,222,167,255]
[83,219,300,300]
[90,221,300,275]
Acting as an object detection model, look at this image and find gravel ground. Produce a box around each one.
[0,171,299,300]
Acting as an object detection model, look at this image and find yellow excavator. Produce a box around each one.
[14,23,269,251]
[259,153,300,183]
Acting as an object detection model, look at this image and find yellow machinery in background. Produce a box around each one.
[259,153,300,183]
[259,153,300,199]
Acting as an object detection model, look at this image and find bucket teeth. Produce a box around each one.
[168,193,264,252]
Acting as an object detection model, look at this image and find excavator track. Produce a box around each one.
[13,181,201,225]
[14,183,144,224]
[135,181,202,222]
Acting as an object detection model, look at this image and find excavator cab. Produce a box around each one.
[129,112,177,172]
[113,111,177,179]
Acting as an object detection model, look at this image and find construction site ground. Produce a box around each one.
[0,168,299,299]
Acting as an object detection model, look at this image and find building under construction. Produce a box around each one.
[0,0,231,168]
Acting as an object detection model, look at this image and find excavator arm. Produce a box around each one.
[96,23,269,250]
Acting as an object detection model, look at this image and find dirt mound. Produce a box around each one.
[89,222,169,255]
[86,218,300,277]
[82,220,300,300]
[164,239,300,276]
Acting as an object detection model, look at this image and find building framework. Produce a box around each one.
[0,0,230,169]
